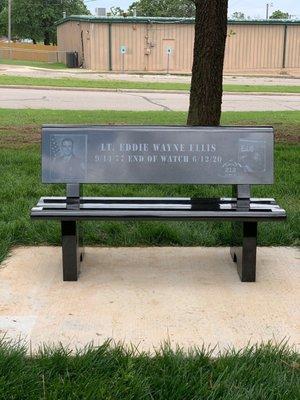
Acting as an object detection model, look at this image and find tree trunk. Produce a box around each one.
[44,31,50,45]
[187,0,228,126]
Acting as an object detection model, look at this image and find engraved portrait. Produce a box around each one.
[50,134,87,180]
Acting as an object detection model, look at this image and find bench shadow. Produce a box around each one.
[79,247,239,287]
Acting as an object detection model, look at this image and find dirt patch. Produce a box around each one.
[0,125,40,148]
[273,124,300,144]
[230,122,300,144]
[0,124,299,148]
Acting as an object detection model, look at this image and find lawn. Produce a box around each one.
[0,340,299,400]
[0,75,299,93]
[1,109,299,143]
[0,59,66,69]
[0,109,299,264]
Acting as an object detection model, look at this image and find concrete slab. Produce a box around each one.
[0,246,299,352]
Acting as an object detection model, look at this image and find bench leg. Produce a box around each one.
[78,222,85,263]
[61,221,82,281]
[230,222,257,282]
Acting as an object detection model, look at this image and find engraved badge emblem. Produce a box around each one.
[221,160,241,176]
[238,139,266,173]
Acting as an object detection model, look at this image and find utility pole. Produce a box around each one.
[8,0,12,42]
[266,2,273,19]
[61,0,66,18]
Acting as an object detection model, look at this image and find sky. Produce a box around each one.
[84,0,300,19]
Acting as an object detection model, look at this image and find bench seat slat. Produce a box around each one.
[31,207,286,221]
[39,197,277,203]
[34,202,282,211]
[32,197,285,219]
[34,197,282,212]
[38,197,277,205]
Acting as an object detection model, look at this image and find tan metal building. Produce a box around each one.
[56,16,300,74]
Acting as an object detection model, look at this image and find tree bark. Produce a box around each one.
[187,0,228,126]
[44,31,50,45]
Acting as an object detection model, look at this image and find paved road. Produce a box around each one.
[1,87,299,111]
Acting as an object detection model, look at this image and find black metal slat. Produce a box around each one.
[36,198,281,212]
[31,209,286,221]
[32,196,286,221]
[40,197,276,205]
[33,206,282,212]
[42,197,227,205]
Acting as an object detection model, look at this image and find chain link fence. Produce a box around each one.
[0,45,66,64]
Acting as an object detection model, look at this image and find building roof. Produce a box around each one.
[56,15,300,26]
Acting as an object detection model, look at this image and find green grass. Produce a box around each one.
[1,108,300,128]
[0,74,299,93]
[0,59,66,69]
[0,109,299,144]
[0,339,299,399]
[0,109,299,263]
[224,84,300,93]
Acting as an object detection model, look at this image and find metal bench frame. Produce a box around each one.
[31,183,286,282]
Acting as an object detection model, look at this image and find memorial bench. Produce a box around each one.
[31,125,286,282]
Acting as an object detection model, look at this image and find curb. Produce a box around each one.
[0,85,299,96]
[0,85,188,94]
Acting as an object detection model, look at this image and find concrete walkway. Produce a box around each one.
[1,87,300,111]
[0,246,299,352]
[1,64,300,84]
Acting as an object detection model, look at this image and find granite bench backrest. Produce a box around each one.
[41,125,274,186]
